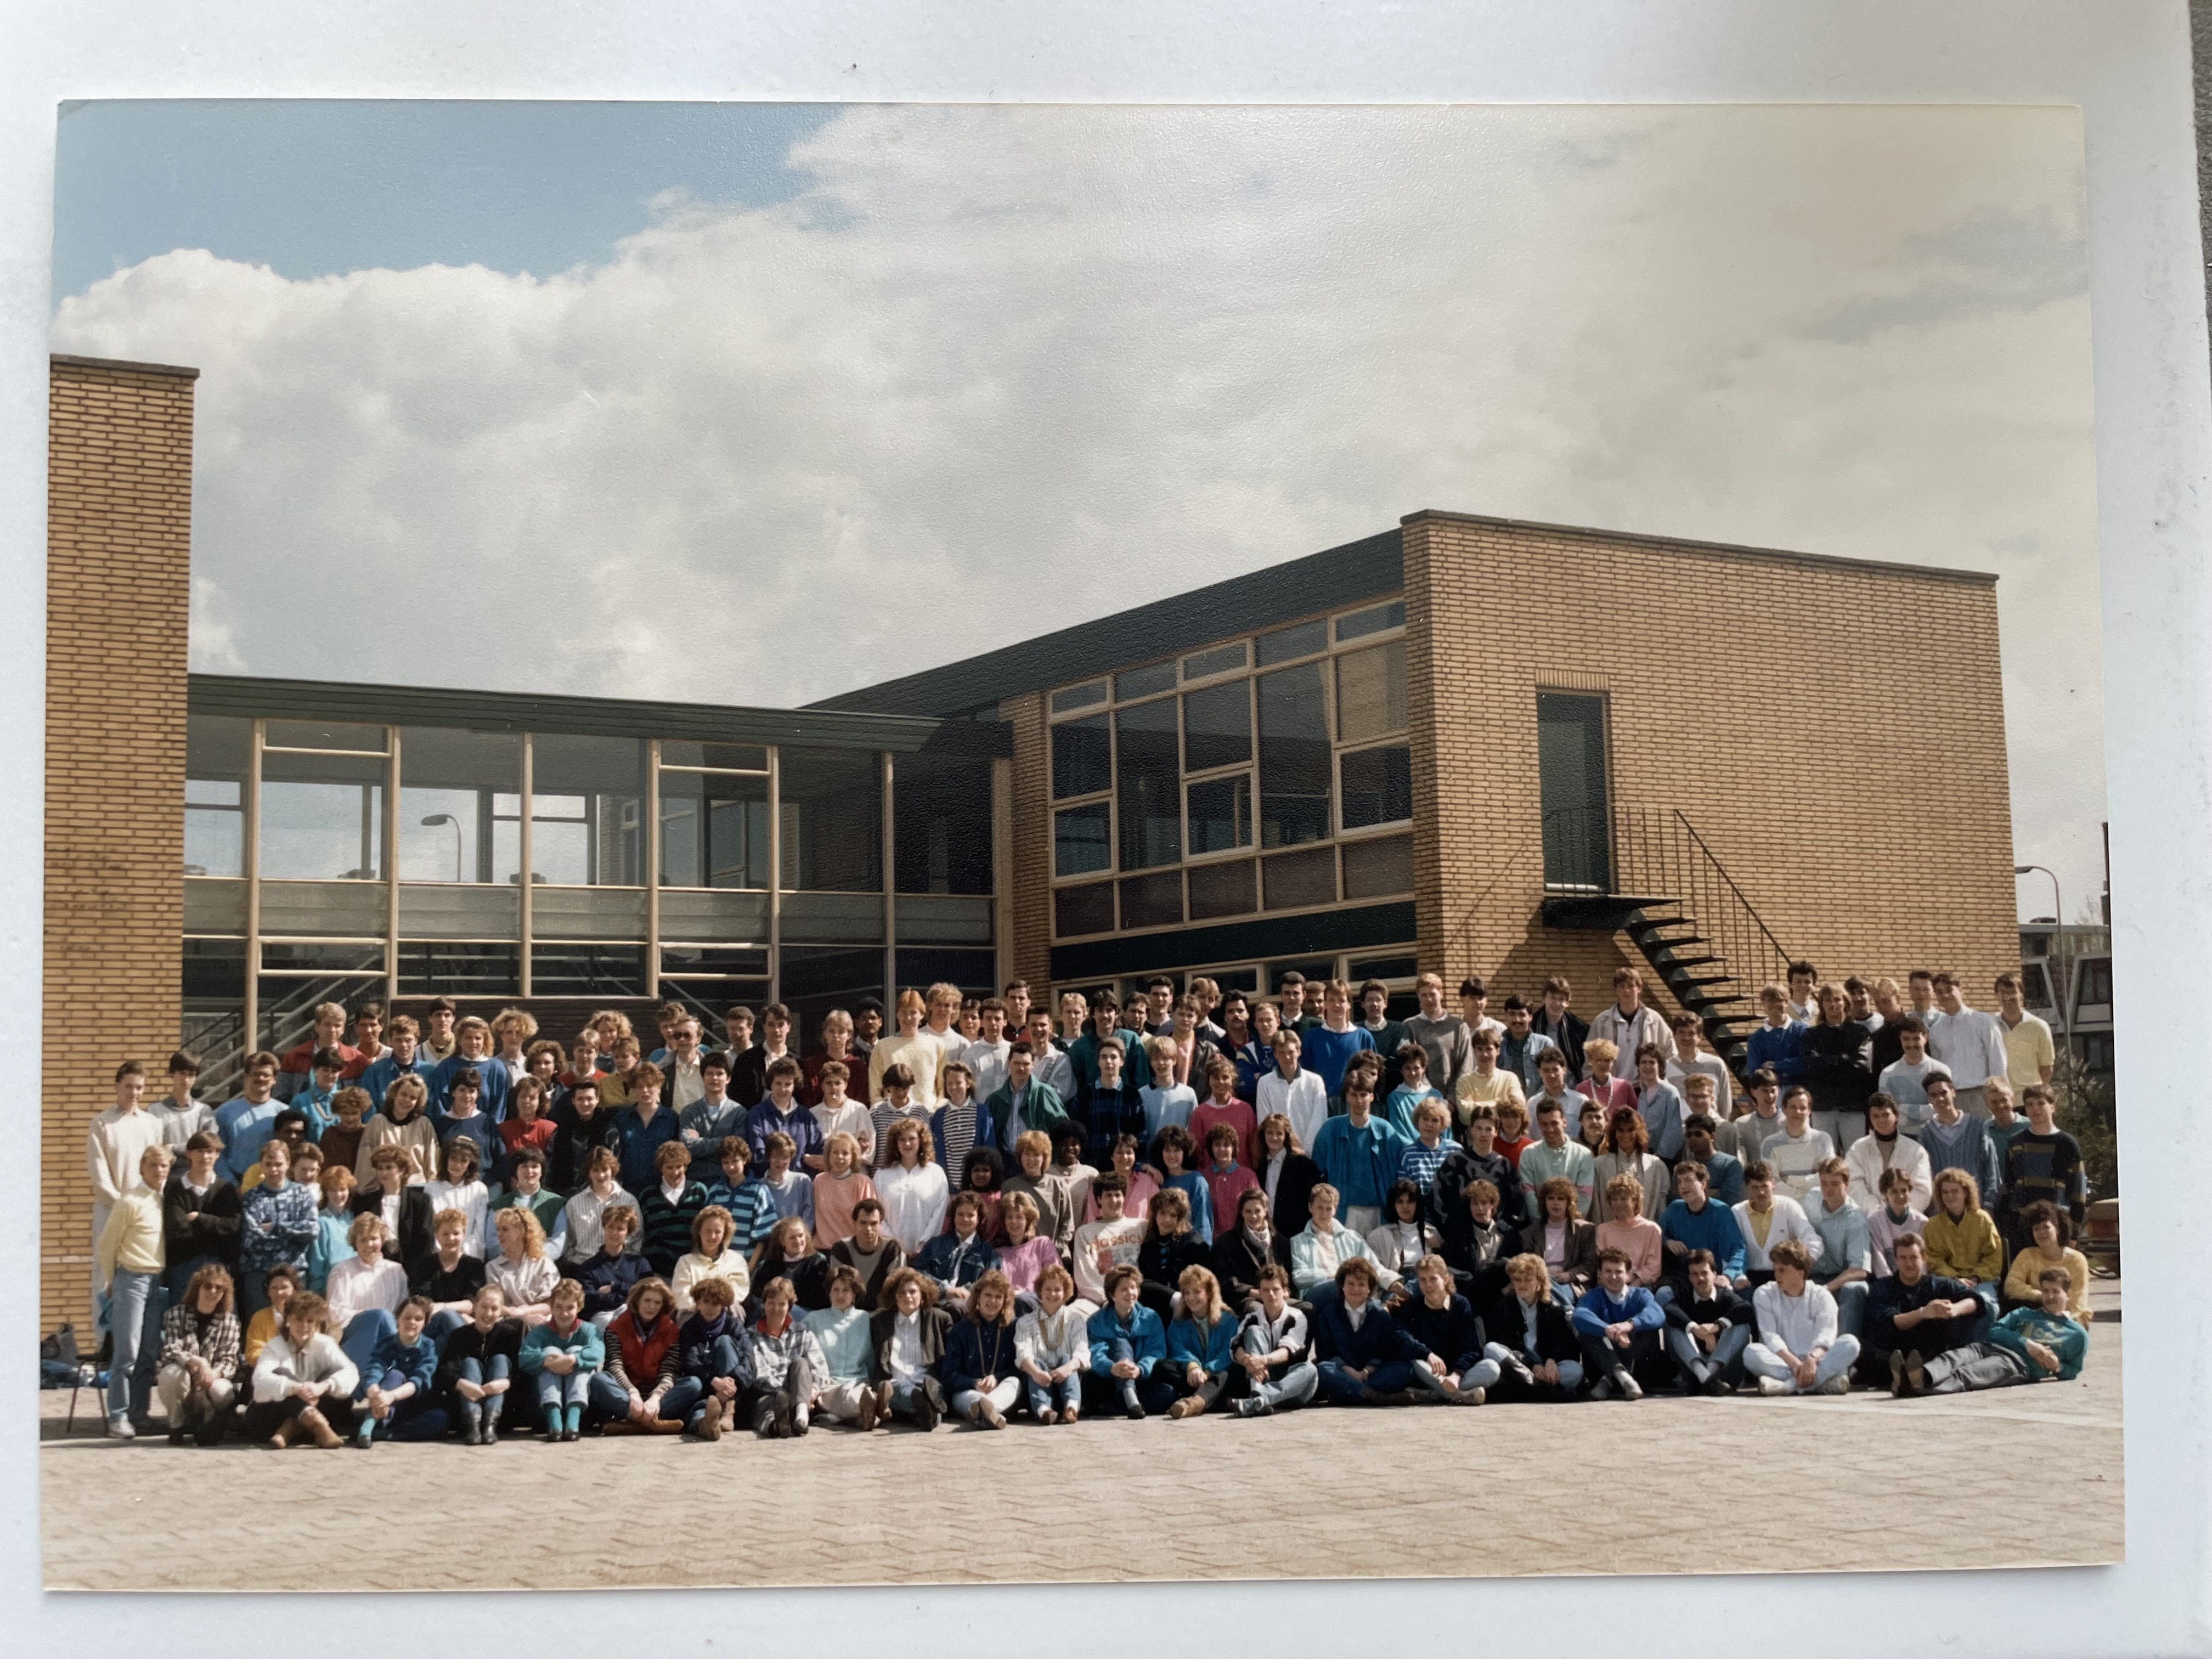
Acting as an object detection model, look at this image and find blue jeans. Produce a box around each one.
[535,1364,594,1431]
[105,1269,164,1423]
[1666,1321,1752,1383]
[1082,1338,1178,1414]
[1025,1372,1082,1417]
[1316,1357,1418,1404]
[451,1353,511,1428]
[353,1366,447,1440]
[672,1334,749,1429]
[1235,1325,1319,1411]
[1481,1341,1583,1400]
[1823,1279,1870,1340]
[338,1309,396,1381]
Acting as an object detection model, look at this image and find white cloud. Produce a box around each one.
[49,103,2104,912]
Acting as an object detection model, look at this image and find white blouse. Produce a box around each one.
[486,1252,560,1310]
[424,1178,492,1257]
[875,1161,951,1254]
[323,1255,409,1330]
[671,1248,752,1313]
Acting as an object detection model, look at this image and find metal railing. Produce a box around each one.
[191,973,369,1102]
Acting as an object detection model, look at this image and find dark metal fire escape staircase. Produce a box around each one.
[1540,807,1798,1078]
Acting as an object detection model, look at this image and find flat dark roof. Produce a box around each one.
[810,509,1997,719]
[189,674,1009,757]
[50,352,201,381]
[810,527,1403,718]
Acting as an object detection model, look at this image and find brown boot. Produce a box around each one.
[856,1390,879,1432]
[1167,1394,1207,1420]
[298,1407,343,1449]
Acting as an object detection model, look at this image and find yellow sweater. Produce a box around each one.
[95,1187,166,1282]
[1922,1207,2005,1284]
[2003,1243,2091,1317]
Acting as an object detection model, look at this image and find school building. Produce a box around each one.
[41,349,2022,1330]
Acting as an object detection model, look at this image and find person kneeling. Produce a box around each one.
[1571,1246,1666,1400]
[1084,1263,1176,1419]
[1313,1257,1424,1406]
[943,1268,1022,1429]
[1745,1240,1859,1395]
[1892,1265,2088,1397]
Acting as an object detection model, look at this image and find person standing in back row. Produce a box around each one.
[1585,969,1674,1084]
[1403,972,1474,1100]
[1927,972,2009,1120]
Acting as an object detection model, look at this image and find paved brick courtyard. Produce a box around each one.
[42,1288,2123,1590]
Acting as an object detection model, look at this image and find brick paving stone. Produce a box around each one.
[41,1298,2123,1590]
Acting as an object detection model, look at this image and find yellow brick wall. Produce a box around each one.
[44,356,196,1335]
[1404,509,2018,1018]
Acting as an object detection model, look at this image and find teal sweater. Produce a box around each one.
[1988,1306,2088,1381]
[519,1317,605,1375]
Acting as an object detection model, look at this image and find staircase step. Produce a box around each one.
[1664,973,1734,989]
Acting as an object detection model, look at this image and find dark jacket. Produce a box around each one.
[911,1230,1000,1293]
[548,1101,624,1195]
[163,1174,243,1267]
[980,1081,1073,1153]
[1519,1216,1601,1289]
[1393,1291,1487,1369]
[1486,1291,1581,1365]
[941,1316,1022,1396]
[603,1308,681,1397]
[868,1305,954,1384]
[751,1249,833,1314]
[1661,1284,1754,1333]
[409,1251,488,1306]
[349,1184,437,1276]
[1440,1215,1519,1313]
[637,1179,711,1278]
[675,1309,755,1386]
[1312,1296,1423,1370]
[433,1317,521,1399]
[1431,1147,1526,1232]
[575,1248,653,1321]
[1137,1229,1211,1291]
[1072,1080,1149,1166]
[1802,1020,1876,1119]
[1528,1007,1589,1082]
[1212,1227,1295,1306]
[1260,1152,1326,1235]
[1865,1270,1978,1357]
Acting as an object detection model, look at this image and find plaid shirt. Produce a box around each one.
[158,1302,240,1376]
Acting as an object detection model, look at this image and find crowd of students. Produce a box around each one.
[80,961,2096,1447]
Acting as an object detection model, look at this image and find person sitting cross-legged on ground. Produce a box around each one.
[872,1266,954,1431]
[746,1274,830,1438]
[435,1283,519,1444]
[1571,1246,1666,1400]
[1230,1263,1319,1417]
[941,1268,1023,1431]
[243,1290,358,1449]
[349,1294,444,1446]
[1891,1263,2089,1398]
[588,1274,686,1434]
[802,1265,883,1431]
[1482,1252,1584,1402]
[1391,1252,1498,1406]
[1084,1262,1176,1419]
[1865,1232,1989,1390]
[1745,1240,1860,1395]
[1662,1248,1753,1396]
[1311,1255,1425,1406]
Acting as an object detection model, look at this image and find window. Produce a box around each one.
[185,714,250,877]
[1335,641,1407,743]
[530,733,647,886]
[1335,600,1405,643]
[1187,857,1257,921]
[1256,620,1327,665]
[1186,774,1252,854]
[1257,663,1330,847]
[1537,691,1611,891]
[1051,681,1108,715]
[396,941,519,997]
[1340,744,1412,831]
[1115,661,1176,701]
[398,726,522,885]
[659,769,770,889]
[1119,871,1183,930]
[1181,679,1251,772]
[1054,802,1113,877]
[1052,714,1110,801]
[531,943,649,997]
[1181,641,1247,680]
[1262,847,1336,910]
[1115,699,1181,870]
[259,741,387,881]
[779,748,882,892]
[1054,881,1116,938]
[893,753,993,896]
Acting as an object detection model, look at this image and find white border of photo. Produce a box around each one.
[0,2,2201,1653]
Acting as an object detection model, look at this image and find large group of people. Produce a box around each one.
[80,960,2095,1448]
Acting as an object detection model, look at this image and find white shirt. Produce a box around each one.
[890,1312,927,1384]
[560,1184,640,1262]
[875,1161,952,1254]
[1731,1195,1822,1274]
[1843,1131,1934,1214]
[88,1105,166,1210]
[1926,1005,2009,1091]
[1256,1070,1329,1151]
[424,1178,492,1257]
[961,1037,1012,1103]
[324,1254,409,1329]
[1752,1278,1839,1357]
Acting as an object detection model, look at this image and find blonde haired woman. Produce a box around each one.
[487,1206,560,1325]
[810,1131,877,1251]
[670,1205,752,1314]
[355,1072,438,1187]
[868,989,941,1109]
[324,1211,411,1374]
[876,1118,950,1254]
[95,1142,173,1436]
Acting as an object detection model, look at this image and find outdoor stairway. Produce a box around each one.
[1540,806,1797,1081]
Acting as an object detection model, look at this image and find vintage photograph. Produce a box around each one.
[38,98,2120,1588]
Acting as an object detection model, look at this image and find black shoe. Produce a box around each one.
[1506,1357,1536,1387]
[1889,1350,1910,1397]
[1703,1374,1731,1397]
[1904,1351,1928,1395]
[913,1395,940,1432]
[167,1425,188,1446]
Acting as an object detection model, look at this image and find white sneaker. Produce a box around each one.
[1613,1368,1643,1402]
[1816,1372,1851,1395]
[1756,1376,1791,1396]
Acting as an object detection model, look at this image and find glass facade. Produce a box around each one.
[1047,596,1415,940]
[183,708,1001,1062]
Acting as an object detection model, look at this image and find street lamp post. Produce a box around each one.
[2016,862,2066,1036]
[422,813,464,882]
[2014,863,2062,929]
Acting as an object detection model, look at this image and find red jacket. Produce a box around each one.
[606,1307,680,1395]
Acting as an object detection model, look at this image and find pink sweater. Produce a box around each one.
[1594,1216,1666,1286]
[996,1235,1062,1295]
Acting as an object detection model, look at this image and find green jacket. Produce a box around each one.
[981,1080,1072,1152]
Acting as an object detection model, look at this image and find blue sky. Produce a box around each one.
[51,100,835,302]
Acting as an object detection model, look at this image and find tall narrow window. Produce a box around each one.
[185,715,251,877]
[1257,662,1330,847]
[1115,699,1181,870]
[1537,692,1611,891]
